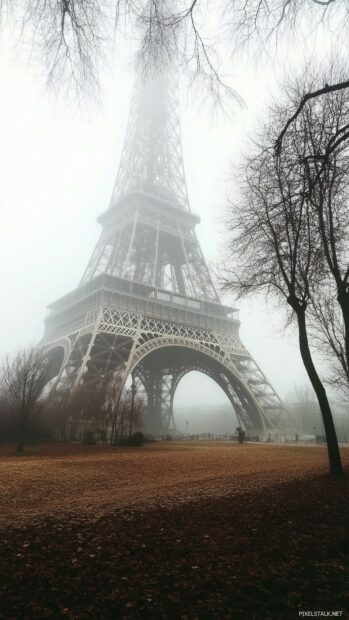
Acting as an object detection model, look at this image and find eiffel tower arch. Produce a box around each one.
[41,63,289,436]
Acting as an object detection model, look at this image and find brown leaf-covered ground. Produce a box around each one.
[0,442,348,619]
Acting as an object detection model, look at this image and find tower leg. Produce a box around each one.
[74,311,102,387]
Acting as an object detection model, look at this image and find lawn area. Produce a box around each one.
[0,442,348,618]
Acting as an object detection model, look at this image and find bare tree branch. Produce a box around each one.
[0,348,48,451]
[2,0,349,99]
[275,80,349,157]
[223,68,345,474]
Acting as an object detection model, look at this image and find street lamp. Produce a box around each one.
[313,426,316,444]
[186,420,189,438]
[129,381,137,437]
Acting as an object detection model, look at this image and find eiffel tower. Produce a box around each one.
[41,63,287,435]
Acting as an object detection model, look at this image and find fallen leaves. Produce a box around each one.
[0,442,347,527]
[0,443,348,618]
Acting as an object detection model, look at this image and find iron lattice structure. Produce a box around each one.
[41,64,290,435]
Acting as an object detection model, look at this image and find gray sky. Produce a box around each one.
[0,24,335,408]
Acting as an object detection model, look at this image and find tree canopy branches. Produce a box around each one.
[275,79,349,157]
[224,63,349,475]
[0,348,48,451]
[2,0,349,96]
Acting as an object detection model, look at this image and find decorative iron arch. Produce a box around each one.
[129,336,269,432]
[40,337,72,390]
[170,365,244,429]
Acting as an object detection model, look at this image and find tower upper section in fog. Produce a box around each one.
[41,59,290,436]
[111,64,189,210]
[79,64,219,303]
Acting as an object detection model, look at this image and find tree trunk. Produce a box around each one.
[110,412,116,445]
[296,309,343,477]
[337,288,349,375]
[16,418,25,453]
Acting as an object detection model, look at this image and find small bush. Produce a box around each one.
[83,431,96,445]
[128,431,145,447]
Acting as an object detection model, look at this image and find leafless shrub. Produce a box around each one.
[0,348,48,451]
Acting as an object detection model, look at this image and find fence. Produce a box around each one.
[145,432,330,444]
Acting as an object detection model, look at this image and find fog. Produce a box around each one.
[0,28,334,406]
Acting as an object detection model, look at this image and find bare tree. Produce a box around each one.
[309,286,349,398]
[64,386,87,441]
[225,89,343,475]
[108,383,144,444]
[0,397,13,442]
[0,348,48,452]
[273,65,349,385]
[45,389,71,441]
[80,375,115,442]
[302,83,349,370]
[44,383,90,441]
[54,372,145,444]
[2,1,348,97]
